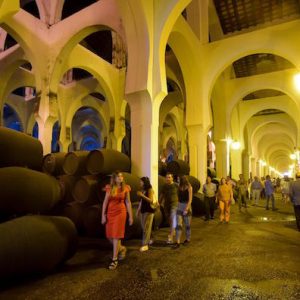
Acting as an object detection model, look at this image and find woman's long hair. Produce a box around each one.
[220,177,226,185]
[179,175,191,190]
[140,177,152,196]
[110,171,125,195]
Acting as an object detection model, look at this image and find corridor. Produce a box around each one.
[1,199,299,300]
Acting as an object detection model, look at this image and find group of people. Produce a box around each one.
[101,171,193,270]
[100,170,300,270]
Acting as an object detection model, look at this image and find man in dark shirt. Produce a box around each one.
[159,173,178,244]
[289,172,300,231]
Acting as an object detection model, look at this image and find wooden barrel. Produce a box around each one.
[86,149,131,175]
[192,193,205,216]
[0,127,43,170]
[158,161,167,176]
[0,167,62,216]
[63,201,85,233]
[57,175,79,204]
[0,216,77,280]
[167,159,190,176]
[98,172,141,203]
[125,202,142,240]
[72,175,101,206]
[42,152,67,175]
[207,167,217,179]
[186,175,201,193]
[82,205,105,238]
[63,151,89,175]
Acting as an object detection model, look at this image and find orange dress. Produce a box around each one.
[218,184,232,202]
[105,185,131,239]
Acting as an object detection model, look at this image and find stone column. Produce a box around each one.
[251,157,256,177]
[127,91,159,194]
[242,151,250,180]
[35,88,59,154]
[231,149,242,180]
[187,124,207,186]
[215,139,228,178]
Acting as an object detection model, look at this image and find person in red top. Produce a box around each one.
[101,171,133,270]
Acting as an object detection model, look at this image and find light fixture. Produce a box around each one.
[260,160,267,166]
[290,153,296,160]
[231,141,241,150]
[294,73,300,92]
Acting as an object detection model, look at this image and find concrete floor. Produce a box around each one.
[1,197,300,300]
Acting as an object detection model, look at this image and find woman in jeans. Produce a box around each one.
[174,176,193,248]
[136,177,155,252]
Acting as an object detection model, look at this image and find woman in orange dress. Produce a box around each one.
[217,177,233,223]
[101,171,133,270]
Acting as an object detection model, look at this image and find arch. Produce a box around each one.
[205,22,300,108]
[228,75,300,130]
[245,112,298,155]
[49,1,126,93]
[257,136,294,159]
[66,96,109,139]
[168,16,208,128]
[154,0,191,98]
[2,103,23,132]
[52,46,117,116]
[159,91,183,131]
[238,94,300,136]
[71,106,104,151]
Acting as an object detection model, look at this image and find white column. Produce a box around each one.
[251,157,256,177]
[231,149,242,180]
[215,139,228,178]
[242,152,250,180]
[127,91,159,194]
[187,124,207,186]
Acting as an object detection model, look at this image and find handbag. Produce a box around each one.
[150,192,159,210]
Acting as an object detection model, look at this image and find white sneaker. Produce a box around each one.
[140,245,149,252]
[166,235,173,244]
[149,239,154,245]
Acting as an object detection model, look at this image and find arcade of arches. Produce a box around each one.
[1,0,300,193]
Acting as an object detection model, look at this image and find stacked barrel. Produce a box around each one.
[43,148,144,239]
[0,127,77,281]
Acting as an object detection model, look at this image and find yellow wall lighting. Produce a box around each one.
[294,73,300,92]
[231,141,241,150]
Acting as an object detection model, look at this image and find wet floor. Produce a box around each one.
[1,198,300,300]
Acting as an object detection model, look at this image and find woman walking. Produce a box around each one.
[136,177,156,252]
[174,176,193,248]
[217,177,233,223]
[101,171,133,270]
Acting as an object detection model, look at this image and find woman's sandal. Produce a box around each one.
[108,259,118,270]
[118,246,127,261]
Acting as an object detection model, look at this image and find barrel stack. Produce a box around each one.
[41,148,143,238]
[0,127,77,280]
